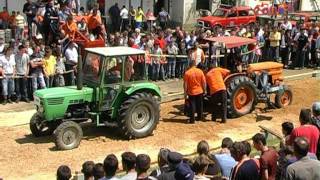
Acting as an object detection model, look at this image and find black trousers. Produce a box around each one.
[210,90,227,122]
[121,19,129,31]
[189,93,203,123]
[280,47,289,66]
[65,64,76,86]
[15,75,28,99]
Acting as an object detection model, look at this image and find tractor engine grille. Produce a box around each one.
[47,97,64,105]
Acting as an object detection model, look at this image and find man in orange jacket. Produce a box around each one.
[206,66,230,123]
[61,15,78,41]
[184,60,206,123]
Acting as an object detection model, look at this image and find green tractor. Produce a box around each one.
[30,47,161,150]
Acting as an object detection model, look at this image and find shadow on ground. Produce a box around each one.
[14,124,127,151]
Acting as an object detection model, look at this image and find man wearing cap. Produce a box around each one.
[158,151,183,180]
[206,66,230,123]
[184,60,206,123]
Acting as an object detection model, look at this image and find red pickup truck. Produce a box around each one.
[197,6,257,30]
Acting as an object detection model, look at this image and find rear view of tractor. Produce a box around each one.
[224,62,293,118]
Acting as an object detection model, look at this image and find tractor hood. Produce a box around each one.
[34,86,94,100]
[198,16,224,23]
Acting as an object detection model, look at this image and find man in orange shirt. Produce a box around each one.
[61,15,78,41]
[184,60,206,123]
[0,7,10,29]
[206,66,230,123]
[87,8,103,37]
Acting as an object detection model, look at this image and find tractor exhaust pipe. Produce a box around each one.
[77,54,83,90]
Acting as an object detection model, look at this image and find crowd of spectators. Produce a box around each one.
[55,101,320,180]
[0,0,320,105]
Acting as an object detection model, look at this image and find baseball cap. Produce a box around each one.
[174,163,194,180]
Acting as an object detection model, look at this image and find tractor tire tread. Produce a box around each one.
[53,121,83,150]
[226,76,257,118]
[118,92,160,139]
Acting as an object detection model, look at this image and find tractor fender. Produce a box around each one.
[125,83,162,98]
[224,73,247,86]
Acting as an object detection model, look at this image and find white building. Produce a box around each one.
[1,0,319,28]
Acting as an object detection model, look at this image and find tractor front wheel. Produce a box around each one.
[54,121,83,150]
[119,93,160,139]
[227,76,257,118]
[30,113,55,137]
[275,86,293,108]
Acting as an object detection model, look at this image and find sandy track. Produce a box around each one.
[0,78,319,180]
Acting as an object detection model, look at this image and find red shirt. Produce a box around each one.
[0,11,10,21]
[157,38,166,49]
[260,148,279,180]
[289,125,320,154]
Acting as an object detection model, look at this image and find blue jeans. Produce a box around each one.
[176,60,188,78]
[152,63,165,81]
[54,74,65,87]
[15,27,24,40]
[2,76,14,97]
[152,63,160,81]
[167,57,176,78]
[270,46,279,61]
[31,73,46,92]
[145,64,151,79]
[45,75,54,88]
[136,21,142,29]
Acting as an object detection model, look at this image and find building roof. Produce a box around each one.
[204,36,256,48]
[85,47,145,57]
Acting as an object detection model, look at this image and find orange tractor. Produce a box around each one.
[205,36,293,118]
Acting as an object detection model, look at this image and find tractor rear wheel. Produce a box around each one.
[227,76,257,118]
[118,93,160,139]
[54,121,83,150]
[30,113,55,137]
[275,86,293,108]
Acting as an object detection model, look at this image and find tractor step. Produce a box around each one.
[103,121,118,128]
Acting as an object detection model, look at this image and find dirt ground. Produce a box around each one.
[0,78,319,180]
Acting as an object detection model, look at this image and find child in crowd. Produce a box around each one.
[54,48,66,87]
[43,47,57,88]
[144,45,152,79]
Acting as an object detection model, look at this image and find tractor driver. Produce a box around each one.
[105,58,121,84]
[206,66,230,123]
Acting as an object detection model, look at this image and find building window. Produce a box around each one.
[196,0,210,10]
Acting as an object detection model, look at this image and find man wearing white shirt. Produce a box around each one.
[280,18,292,31]
[0,38,4,54]
[64,42,78,85]
[120,5,129,31]
[0,47,16,104]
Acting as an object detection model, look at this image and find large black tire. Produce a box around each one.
[227,76,257,118]
[118,93,160,139]
[54,121,83,150]
[30,113,55,137]
[275,85,293,108]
